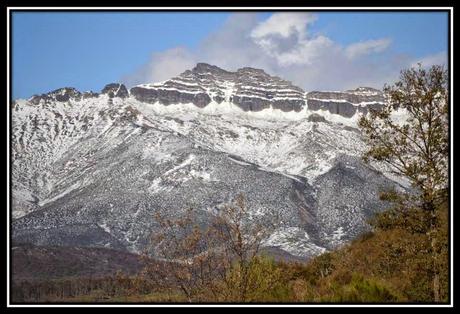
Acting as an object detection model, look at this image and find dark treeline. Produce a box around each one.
[12,273,156,302]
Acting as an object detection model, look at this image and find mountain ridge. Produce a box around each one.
[22,63,386,119]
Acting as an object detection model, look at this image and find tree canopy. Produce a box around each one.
[358,64,449,213]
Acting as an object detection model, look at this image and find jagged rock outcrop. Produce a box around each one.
[82,91,99,99]
[29,87,82,105]
[101,83,129,98]
[307,113,328,123]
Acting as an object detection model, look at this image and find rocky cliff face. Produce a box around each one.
[131,63,306,112]
[11,63,401,260]
[129,63,386,117]
[306,87,386,117]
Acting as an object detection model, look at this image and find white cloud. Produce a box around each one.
[121,47,196,87]
[273,35,334,66]
[345,38,392,59]
[410,51,448,68]
[198,13,267,71]
[250,13,317,39]
[146,48,197,83]
[121,13,446,92]
[249,13,332,66]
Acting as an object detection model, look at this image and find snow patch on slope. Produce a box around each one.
[264,227,327,258]
[38,182,81,207]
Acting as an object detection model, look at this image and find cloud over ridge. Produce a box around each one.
[121,13,447,92]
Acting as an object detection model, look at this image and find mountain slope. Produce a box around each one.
[11,63,400,259]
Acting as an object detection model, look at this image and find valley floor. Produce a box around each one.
[11,205,449,304]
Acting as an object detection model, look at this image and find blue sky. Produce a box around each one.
[12,11,448,99]
[307,12,447,57]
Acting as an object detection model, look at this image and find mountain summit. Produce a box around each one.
[130,63,306,111]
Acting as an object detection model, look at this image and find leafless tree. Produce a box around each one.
[143,194,280,302]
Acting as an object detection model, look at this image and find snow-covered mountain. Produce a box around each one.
[11,63,400,260]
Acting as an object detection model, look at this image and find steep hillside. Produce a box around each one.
[11,63,401,260]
